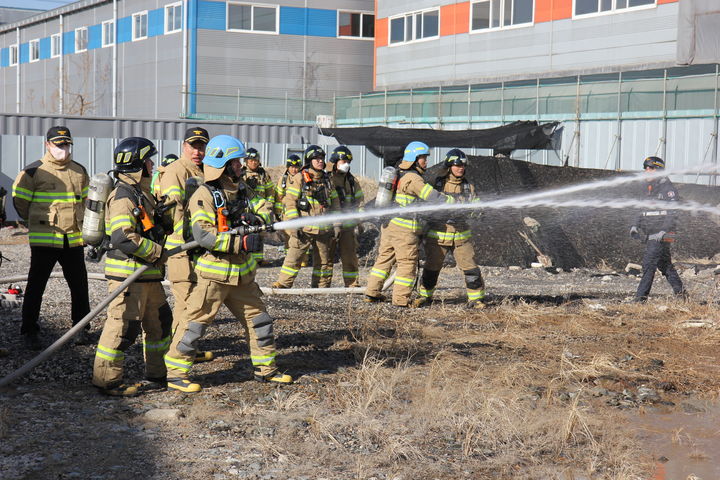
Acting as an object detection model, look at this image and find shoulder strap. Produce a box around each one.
[23,160,43,178]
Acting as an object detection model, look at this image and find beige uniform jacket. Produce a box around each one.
[282,168,340,235]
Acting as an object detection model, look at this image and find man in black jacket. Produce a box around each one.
[630,156,686,302]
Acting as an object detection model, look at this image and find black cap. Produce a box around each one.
[183,127,209,144]
[46,126,73,145]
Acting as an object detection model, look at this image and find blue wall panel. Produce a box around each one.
[88,24,102,49]
[198,0,225,30]
[19,43,28,64]
[279,7,336,37]
[39,37,51,59]
[117,16,131,43]
[1,47,9,67]
[149,8,164,37]
[63,31,75,54]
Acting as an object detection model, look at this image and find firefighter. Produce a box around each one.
[151,153,178,198]
[327,146,364,287]
[164,135,291,393]
[12,126,90,350]
[364,141,454,307]
[272,145,340,289]
[630,156,686,302]
[414,149,485,308]
[92,137,171,397]
[241,147,276,265]
[274,154,302,255]
[159,127,214,363]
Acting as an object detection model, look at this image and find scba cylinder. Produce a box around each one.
[82,172,114,246]
[374,166,398,208]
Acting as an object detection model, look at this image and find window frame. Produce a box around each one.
[388,7,441,46]
[75,26,88,52]
[165,2,183,34]
[226,2,279,35]
[102,20,115,47]
[132,11,149,41]
[51,34,61,58]
[336,10,375,40]
[469,0,535,34]
[572,0,657,19]
[9,44,18,66]
[29,39,40,62]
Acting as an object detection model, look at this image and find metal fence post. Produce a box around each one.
[410,88,414,127]
[500,81,505,125]
[615,72,623,170]
[575,75,581,167]
[384,89,388,126]
[437,85,442,129]
[236,88,241,121]
[713,64,719,186]
[661,69,668,162]
[358,92,363,126]
[466,84,472,130]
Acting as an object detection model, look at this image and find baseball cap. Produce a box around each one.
[46,126,73,145]
[183,127,209,144]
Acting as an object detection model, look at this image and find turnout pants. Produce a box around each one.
[21,243,90,335]
[275,230,333,288]
[164,278,278,379]
[169,280,196,332]
[93,281,169,388]
[419,238,485,303]
[365,224,419,306]
[329,227,360,287]
[635,239,684,300]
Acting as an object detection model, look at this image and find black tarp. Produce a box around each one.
[320,121,561,166]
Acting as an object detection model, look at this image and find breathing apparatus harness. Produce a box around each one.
[297,167,332,213]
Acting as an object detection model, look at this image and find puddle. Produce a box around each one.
[628,401,720,480]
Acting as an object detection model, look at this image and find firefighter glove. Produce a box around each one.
[154,249,170,266]
[629,226,640,239]
[241,233,262,252]
[240,212,263,226]
[647,231,666,242]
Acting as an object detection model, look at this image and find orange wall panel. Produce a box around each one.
[657,0,678,4]
[535,0,572,23]
[375,16,388,48]
[440,2,470,36]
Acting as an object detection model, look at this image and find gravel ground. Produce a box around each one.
[0,224,716,480]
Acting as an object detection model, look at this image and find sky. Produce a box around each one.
[1,0,75,11]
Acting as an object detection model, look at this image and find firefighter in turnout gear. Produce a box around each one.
[630,156,686,302]
[364,141,455,307]
[241,147,276,265]
[272,145,340,288]
[92,137,171,397]
[151,153,178,198]
[414,149,485,308]
[12,126,91,351]
[327,146,364,287]
[274,154,302,254]
[159,127,214,363]
[164,135,291,393]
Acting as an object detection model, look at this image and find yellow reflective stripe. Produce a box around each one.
[286,186,301,196]
[24,191,81,202]
[395,193,415,206]
[467,290,485,301]
[12,185,33,201]
[109,215,134,231]
[195,256,257,277]
[191,210,214,224]
[144,336,171,352]
[418,287,434,298]
[390,217,419,231]
[133,237,155,259]
[164,354,193,372]
[105,257,161,276]
[162,186,184,198]
[280,265,300,276]
[96,344,124,362]
[370,268,389,279]
[455,230,471,240]
[214,232,232,251]
[251,352,277,366]
[28,232,83,247]
[342,271,359,278]
[285,209,299,219]
[419,184,434,200]
[445,195,456,204]
[394,276,414,287]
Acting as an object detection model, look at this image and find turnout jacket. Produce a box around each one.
[390,167,454,233]
[328,169,364,229]
[636,177,679,235]
[104,175,165,282]
[427,173,475,246]
[282,167,340,235]
[189,176,271,286]
[241,166,276,206]
[12,152,89,248]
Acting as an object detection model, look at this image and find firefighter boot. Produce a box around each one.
[412,297,432,308]
[98,383,140,397]
[167,378,202,393]
[364,294,386,303]
[254,370,293,385]
[195,351,214,363]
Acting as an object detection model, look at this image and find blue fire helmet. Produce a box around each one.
[203,135,246,181]
[399,141,430,169]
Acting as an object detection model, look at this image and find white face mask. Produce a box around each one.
[337,162,351,173]
[49,143,71,161]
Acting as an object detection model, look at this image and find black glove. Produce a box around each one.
[629,226,640,240]
[240,212,263,226]
[241,233,262,252]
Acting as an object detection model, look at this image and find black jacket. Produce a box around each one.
[636,177,678,234]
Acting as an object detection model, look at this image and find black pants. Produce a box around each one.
[635,239,684,300]
[21,241,90,335]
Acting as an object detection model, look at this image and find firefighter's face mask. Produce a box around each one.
[48,142,71,161]
[336,160,351,173]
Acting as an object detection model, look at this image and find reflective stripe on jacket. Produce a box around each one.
[390,170,454,233]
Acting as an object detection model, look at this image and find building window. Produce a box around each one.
[389,8,440,45]
[471,0,534,31]
[102,20,115,47]
[165,2,183,34]
[133,11,148,40]
[9,44,18,66]
[29,39,40,62]
[51,34,61,57]
[338,11,375,38]
[575,0,655,16]
[227,3,278,33]
[75,27,88,52]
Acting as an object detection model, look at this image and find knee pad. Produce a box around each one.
[463,268,484,290]
[421,269,440,289]
[177,322,208,355]
[251,312,274,348]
